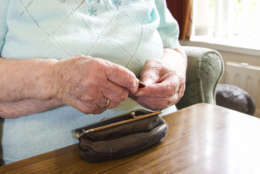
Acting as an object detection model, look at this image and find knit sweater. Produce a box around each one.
[0,0,179,163]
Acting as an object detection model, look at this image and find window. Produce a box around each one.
[193,0,260,50]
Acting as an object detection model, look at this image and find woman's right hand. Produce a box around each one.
[53,55,139,114]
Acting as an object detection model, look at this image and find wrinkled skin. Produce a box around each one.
[54,56,139,114]
[132,48,186,110]
[0,48,186,118]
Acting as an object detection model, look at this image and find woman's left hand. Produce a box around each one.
[132,48,187,110]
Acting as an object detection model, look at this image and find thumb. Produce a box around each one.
[135,68,160,97]
[140,68,160,86]
[105,62,139,94]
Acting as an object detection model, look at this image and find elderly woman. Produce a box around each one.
[0,0,187,164]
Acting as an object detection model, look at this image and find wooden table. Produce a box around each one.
[1,103,260,174]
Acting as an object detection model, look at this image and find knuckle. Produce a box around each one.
[86,58,96,66]
[120,90,129,100]
[88,59,105,71]
[109,101,121,109]
[78,103,98,114]
[125,71,135,81]
[80,93,96,102]
[79,106,92,114]
[93,109,105,114]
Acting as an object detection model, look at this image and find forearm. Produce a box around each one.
[0,57,58,102]
[0,57,60,118]
[161,47,187,78]
[0,98,62,118]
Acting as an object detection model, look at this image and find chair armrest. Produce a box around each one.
[176,46,224,109]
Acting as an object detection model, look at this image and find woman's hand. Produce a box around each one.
[132,48,187,110]
[53,55,139,114]
[0,55,138,118]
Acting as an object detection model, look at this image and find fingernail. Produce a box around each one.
[139,81,146,88]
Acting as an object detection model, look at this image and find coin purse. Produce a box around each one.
[74,110,168,162]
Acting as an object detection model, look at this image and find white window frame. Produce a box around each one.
[188,0,260,57]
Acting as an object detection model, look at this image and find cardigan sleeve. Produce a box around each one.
[0,0,9,55]
[155,0,180,49]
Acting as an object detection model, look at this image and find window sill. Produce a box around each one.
[181,37,260,57]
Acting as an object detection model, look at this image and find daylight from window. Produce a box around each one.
[193,0,260,49]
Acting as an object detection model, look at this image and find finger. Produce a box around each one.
[92,107,107,114]
[67,97,104,114]
[136,95,179,110]
[79,89,107,109]
[136,73,180,98]
[80,101,106,115]
[102,80,129,103]
[140,68,160,86]
[140,59,163,85]
[104,62,139,94]
[95,96,109,110]
[101,80,129,109]
[108,100,121,109]
[178,84,186,98]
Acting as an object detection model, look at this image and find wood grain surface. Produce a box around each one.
[1,103,260,174]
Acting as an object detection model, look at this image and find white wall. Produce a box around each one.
[220,51,260,66]
[219,51,260,117]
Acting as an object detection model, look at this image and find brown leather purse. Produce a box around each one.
[75,110,168,162]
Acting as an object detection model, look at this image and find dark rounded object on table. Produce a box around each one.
[78,110,168,162]
[216,84,256,115]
